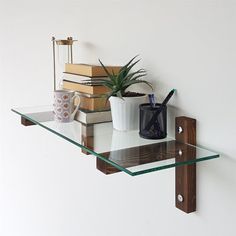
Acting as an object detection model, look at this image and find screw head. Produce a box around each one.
[178,126,183,134]
[177,194,184,202]
[178,150,183,156]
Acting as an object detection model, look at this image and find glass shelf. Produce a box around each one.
[12,106,219,176]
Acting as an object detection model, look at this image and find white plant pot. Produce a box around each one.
[109,95,147,131]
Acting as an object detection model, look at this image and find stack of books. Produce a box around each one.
[62,63,121,124]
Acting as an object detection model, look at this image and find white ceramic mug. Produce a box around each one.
[53,90,80,122]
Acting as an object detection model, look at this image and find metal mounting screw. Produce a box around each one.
[178,126,183,134]
[178,150,183,156]
[177,194,184,202]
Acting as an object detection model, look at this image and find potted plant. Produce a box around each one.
[99,56,153,131]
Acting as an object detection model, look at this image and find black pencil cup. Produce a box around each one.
[139,103,167,139]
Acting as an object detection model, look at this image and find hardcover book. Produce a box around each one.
[63,72,108,84]
[63,80,110,95]
[74,96,110,111]
[65,63,121,77]
[75,109,112,124]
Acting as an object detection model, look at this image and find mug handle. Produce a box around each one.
[70,94,80,120]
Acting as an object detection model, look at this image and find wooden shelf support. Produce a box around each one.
[175,116,196,213]
[21,117,36,126]
[20,114,197,213]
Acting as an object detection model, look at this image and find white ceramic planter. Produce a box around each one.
[109,95,147,131]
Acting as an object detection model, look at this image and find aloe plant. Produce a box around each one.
[98,56,153,99]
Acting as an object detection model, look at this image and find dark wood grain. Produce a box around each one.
[81,124,94,155]
[20,111,53,126]
[96,140,196,175]
[175,116,196,213]
[96,158,121,174]
[21,117,36,126]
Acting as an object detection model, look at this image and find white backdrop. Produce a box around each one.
[1,0,236,236]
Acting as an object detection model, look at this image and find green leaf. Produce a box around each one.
[116,91,124,100]
[98,59,112,77]
[118,55,139,78]
[123,80,153,91]
[123,59,141,77]
[98,56,152,97]
[125,69,146,81]
[129,73,147,81]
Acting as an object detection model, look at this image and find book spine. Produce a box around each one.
[74,110,112,124]
[63,81,110,95]
[75,96,110,111]
[65,64,121,77]
[65,64,91,76]
[63,81,93,94]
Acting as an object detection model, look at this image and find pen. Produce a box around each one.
[148,94,156,108]
[145,89,176,131]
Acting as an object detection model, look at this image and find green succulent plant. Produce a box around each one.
[98,56,153,99]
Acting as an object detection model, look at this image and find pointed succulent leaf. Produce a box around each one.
[116,90,124,100]
[129,73,147,81]
[98,56,152,98]
[118,55,139,78]
[98,59,112,78]
[98,78,115,88]
[123,55,139,69]
[123,80,153,91]
[123,59,141,77]
[125,69,146,81]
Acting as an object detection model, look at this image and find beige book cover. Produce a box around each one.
[75,109,112,124]
[63,80,110,95]
[74,96,110,111]
[65,63,121,77]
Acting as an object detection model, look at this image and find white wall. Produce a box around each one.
[1,0,236,235]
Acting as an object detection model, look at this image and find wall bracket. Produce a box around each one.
[175,116,196,213]
[20,114,198,214]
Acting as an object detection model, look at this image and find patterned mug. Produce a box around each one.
[53,90,80,122]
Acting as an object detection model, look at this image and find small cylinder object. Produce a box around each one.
[51,36,78,91]
[139,103,167,139]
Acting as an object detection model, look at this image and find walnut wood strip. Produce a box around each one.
[21,117,36,126]
[96,158,121,175]
[81,124,94,155]
[175,116,196,213]
[21,111,53,126]
[96,140,194,175]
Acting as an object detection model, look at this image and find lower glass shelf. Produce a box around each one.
[12,106,219,176]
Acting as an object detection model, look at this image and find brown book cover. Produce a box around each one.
[65,63,121,77]
[63,80,110,95]
[74,96,110,111]
[63,72,108,84]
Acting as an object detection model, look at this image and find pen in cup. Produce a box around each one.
[148,94,156,108]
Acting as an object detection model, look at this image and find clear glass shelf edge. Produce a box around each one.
[12,106,220,176]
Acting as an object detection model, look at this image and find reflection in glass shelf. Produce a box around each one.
[12,106,219,176]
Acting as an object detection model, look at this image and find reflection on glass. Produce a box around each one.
[12,106,219,176]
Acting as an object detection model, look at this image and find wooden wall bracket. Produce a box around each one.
[20,114,197,213]
[175,116,196,213]
[21,117,36,126]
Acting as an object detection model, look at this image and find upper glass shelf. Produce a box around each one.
[12,106,219,176]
